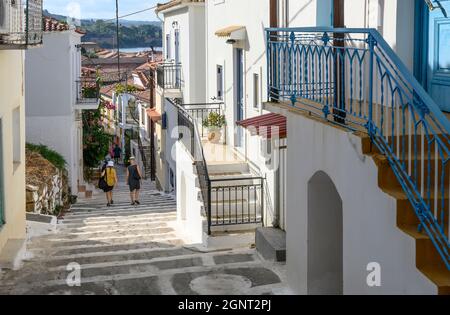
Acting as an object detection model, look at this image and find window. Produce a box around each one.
[253,73,260,109]
[0,119,4,227]
[166,34,171,60]
[12,107,21,164]
[217,65,224,100]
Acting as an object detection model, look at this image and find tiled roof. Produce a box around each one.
[155,0,204,13]
[43,17,70,32]
[132,90,151,104]
[100,84,116,99]
[43,17,85,34]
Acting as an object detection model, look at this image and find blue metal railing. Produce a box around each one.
[267,27,450,270]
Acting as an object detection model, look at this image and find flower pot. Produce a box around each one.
[207,127,222,143]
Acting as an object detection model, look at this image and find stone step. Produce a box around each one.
[29,238,184,256]
[42,226,176,241]
[29,232,179,249]
[61,221,170,234]
[59,214,177,229]
[60,208,177,221]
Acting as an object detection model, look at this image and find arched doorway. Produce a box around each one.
[307,171,343,295]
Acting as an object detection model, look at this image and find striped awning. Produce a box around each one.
[215,25,246,40]
[237,113,287,139]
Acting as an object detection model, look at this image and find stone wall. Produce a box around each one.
[25,150,70,215]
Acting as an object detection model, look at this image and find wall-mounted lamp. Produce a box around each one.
[424,0,448,17]
[172,21,179,29]
[226,39,236,45]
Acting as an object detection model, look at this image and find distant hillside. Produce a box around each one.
[43,10,162,49]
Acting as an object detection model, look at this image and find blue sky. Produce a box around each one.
[44,0,160,21]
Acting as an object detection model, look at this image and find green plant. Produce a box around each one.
[202,112,226,129]
[82,85,99,98]
[115,83,138,95]
[26,143,67,170]
[82,108,113,168]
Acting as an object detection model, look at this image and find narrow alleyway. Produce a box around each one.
[0,167,287,295]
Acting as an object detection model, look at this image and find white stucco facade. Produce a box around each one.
[0,50,27,265]
[156,1,207,193]
[25,30,84,194]
[266,104,438,295]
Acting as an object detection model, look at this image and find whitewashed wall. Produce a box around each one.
[268,105,438,295]
[0,50,27,255]
[25,30,84,194]
[205,0,284,228]
[162,4,206,103]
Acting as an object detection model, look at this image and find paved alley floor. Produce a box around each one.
[0,167,287,295]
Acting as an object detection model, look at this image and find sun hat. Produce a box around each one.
[107,161,114,167]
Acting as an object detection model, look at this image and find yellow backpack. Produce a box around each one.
[105,168,116,187]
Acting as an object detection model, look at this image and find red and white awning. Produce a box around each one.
[237,113,287,139]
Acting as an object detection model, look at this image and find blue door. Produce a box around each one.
[235,48,244,148]
[428,1,450,112]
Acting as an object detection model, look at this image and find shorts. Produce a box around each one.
[129,181,141,192]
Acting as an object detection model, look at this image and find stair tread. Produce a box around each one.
[419,265,450,287]
[398,224,430,240]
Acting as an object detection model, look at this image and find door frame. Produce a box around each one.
[414,0,430,88]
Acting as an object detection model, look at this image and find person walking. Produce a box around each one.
[126,157,142,206]
[101,161,118,207]
[113,144,122,165]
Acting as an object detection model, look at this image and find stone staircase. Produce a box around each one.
[0,168,286,295]
[361,136,450,295]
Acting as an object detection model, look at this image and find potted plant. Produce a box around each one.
[202,112,226,143]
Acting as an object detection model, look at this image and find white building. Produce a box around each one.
[25,18,99,196]
[154,0,207,193]
[157,0,450,295]
[263,0,450,294]
[0,0,43,269]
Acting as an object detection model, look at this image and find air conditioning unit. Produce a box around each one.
[0,0,21,36]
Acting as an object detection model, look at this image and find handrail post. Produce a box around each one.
[261,177,264,227]
[367,33,376,135]
[207,179,212,236]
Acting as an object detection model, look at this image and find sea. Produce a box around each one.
[118,47,163,53]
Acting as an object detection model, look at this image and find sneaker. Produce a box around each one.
[135,200,140,205]
[107,203,111,207]
[131,202,136,206]
[111,200,114,205]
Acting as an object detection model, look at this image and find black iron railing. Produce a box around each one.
[183,103,225,138]
[76,77,100,105]
[0,0,43,48]
[157,63,182,90]
[172,99,264,235]
[210,177,264,226]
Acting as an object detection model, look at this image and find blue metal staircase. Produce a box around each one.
[266,27,450,271]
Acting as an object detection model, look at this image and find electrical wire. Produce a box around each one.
[103,5,158,23]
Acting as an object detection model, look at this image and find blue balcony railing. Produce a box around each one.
[267,27,450,270]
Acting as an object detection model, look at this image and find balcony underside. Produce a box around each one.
[75,100,100,110]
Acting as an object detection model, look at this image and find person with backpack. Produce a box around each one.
[126,157,142,206]
[101,161,118,207]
